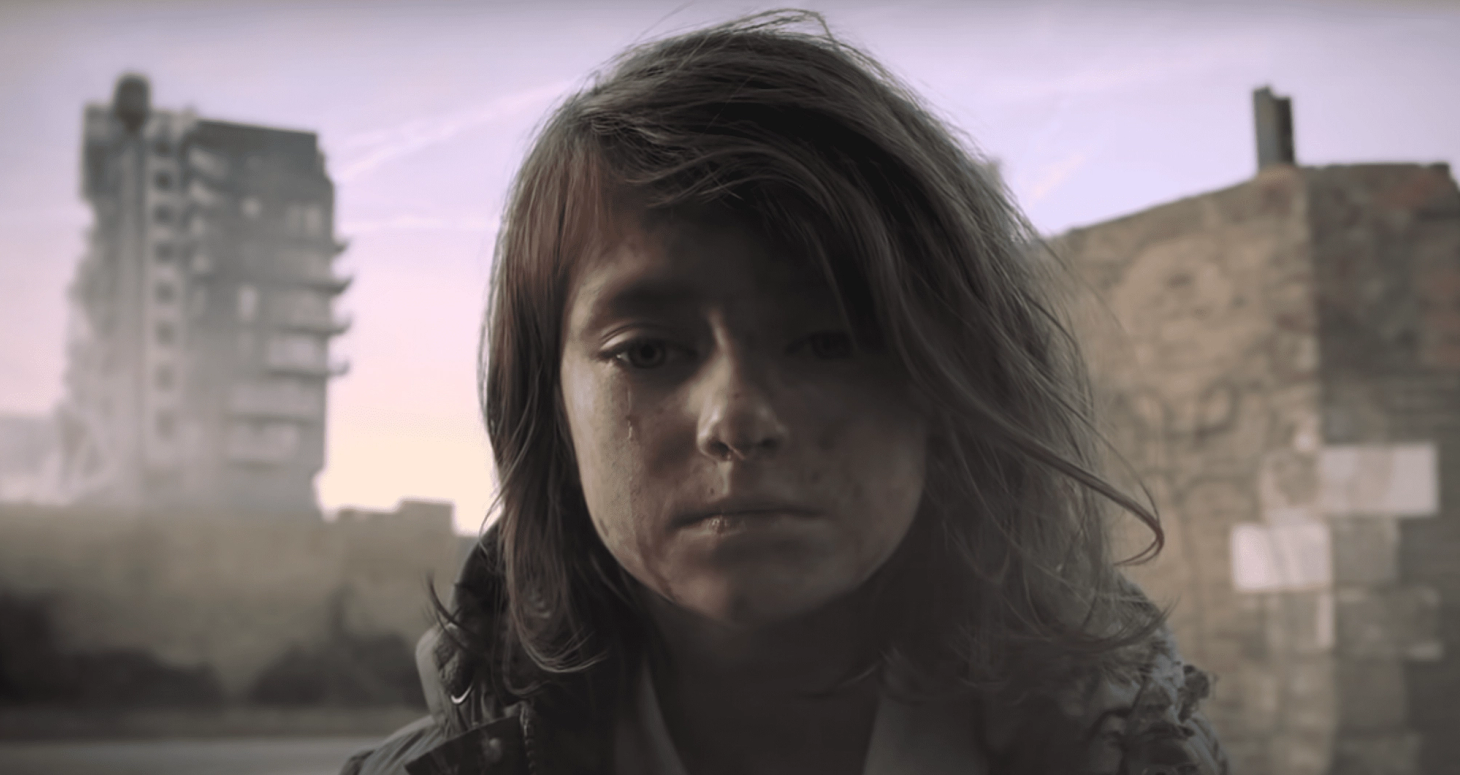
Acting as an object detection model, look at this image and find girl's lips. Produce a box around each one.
[702,510,805,532]
[683,509,819,538]
[672,497,819,529]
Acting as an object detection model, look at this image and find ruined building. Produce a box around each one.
[58,74,349,515]
[1064,88,1460,775]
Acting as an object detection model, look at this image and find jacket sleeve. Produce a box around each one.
[990,624,1229,775]
[1076,628,1229,775]
[339,715,450,775]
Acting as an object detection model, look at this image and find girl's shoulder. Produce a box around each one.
[986,625,1229,775]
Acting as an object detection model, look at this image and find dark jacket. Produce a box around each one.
[342,534,1229,775]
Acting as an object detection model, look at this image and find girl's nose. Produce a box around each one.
[695,351,789,462]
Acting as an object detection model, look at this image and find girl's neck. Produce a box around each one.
[636,586,886,775]
[641,582,883,699]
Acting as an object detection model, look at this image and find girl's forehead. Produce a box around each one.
[576,211,832,305]
[561,213,844,339]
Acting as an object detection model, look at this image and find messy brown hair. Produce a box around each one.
[454,9,1163,707]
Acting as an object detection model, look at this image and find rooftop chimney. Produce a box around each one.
[113,73,151,134]
[1253,86,1295,171]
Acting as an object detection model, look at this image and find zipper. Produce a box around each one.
[520,704,541,775]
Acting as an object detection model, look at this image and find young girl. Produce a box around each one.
[345,12,1226,775]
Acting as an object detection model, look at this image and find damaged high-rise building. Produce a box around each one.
[58,74,349,515]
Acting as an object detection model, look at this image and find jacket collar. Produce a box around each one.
[405,713,530,775]
[405,526,618,775]
[407,699,613,775]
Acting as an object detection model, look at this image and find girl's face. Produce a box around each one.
[559,211,928,628]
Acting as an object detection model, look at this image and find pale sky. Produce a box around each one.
[2,0,1457,533]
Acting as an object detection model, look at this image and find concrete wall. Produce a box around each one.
[1309,164,1460,775]
[1061,164,1331,775]
[1060,162,1460,775]
[0,502,471,698]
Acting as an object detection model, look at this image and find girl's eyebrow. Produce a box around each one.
[607,279,701,309]
[579,278,702,332]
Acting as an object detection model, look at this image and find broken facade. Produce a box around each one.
[60,74,349,515]
[1063,149,1460,773]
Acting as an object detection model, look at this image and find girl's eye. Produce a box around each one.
[611,339,676,369]
[803,331,855,359]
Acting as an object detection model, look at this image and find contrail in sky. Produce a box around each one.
[334,80,574,182]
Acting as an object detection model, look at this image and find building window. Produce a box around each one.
[154,242,173,261]
[155,321,175,346]
[156,412,175,440]
[188,147,228,178]
[303,204,325,237]
[265,333,326,371]
[285,203,326,237]
[154,205,173,224]
[241,197,262,219]
[153,139,172,156]
[155,281,176,303]
[279,288,329,323]
[154,171,173,190]
[237,284,259,322]
[155,364,174,389]
[226,420,300,463]
[190,287,207,319]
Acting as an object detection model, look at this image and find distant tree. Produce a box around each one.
[0,594,223,707]
[248,590,424,707]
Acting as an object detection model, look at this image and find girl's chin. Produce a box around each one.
[664,573,854,629]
